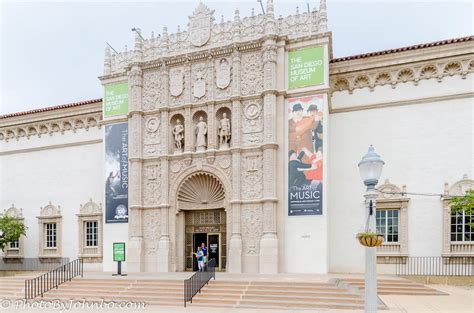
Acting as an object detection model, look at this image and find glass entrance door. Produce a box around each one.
[207,233,220,270]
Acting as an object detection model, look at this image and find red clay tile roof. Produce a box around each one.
[0,98,102,120]
[330,35,474,63]
[1,36,472,119]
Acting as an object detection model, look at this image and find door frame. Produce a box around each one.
[207,232,221,271]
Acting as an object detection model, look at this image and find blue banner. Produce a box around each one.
[105,122,128,223]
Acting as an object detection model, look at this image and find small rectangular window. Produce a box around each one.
[45,223,57,248]
[451,211,474,242]
[85,221,98,247]
[9,240,19,249]
[376,209,399,243]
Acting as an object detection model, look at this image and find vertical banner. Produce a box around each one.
[287,95,324,216]
[104,82,128,117]
[288,46,324,89]
[105,122,129,223]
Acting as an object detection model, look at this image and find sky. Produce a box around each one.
[0,0,472,115]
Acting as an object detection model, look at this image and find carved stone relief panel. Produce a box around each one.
[214,57,232,99]
[143,115,161,157]
[241,99,264,146]
[143,162,161,206]
[169,66,187,106]
[241,204,262,255]
[142,70,163,111]
[191,61,211,102]
[143,209,161,256]
[240,51,263,96]
[241,152,263,200]
[215,154,232,181]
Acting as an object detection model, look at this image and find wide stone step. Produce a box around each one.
[42,293,184,302]
[242,294,364,304]
[246,285,340,291]
[238,299,367,310]
[246,289,360,298]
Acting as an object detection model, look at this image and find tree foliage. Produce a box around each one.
[449,189,474,227]
[0,214,27,251]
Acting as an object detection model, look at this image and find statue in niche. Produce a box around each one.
[218,112,231,149]
[195,116,207,152]
[172,119,184,153]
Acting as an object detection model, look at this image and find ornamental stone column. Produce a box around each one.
[128,64,145,272]
[157,109,170,272]
[259,1,279,274]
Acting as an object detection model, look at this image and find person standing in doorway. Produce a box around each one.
[201,242,207,265]
[194,247,204,272]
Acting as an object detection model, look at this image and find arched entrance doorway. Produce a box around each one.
[177,172,227,271]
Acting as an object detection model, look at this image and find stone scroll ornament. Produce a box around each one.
[195,116,207,152]
[172,119,184,153]
[218,113,231,149]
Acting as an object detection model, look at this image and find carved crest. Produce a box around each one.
[216,58,231,89]
[170,69,184,97]
[193,70,206,99]
[188,3,214,47]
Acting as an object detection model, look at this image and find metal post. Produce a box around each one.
[364,188,378,313]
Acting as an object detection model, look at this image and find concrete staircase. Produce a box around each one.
[0,274,43,298]
[339,278,446,295]
[192,280,378,310]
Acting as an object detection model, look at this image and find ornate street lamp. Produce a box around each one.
[358,145,384,313]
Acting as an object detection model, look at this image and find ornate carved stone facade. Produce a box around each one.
[98,0,329,273]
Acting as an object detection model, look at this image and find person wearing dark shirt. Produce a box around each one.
[289,150,312,187]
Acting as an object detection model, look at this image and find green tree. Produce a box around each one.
[0,214,27,251]
[449,189,474,227]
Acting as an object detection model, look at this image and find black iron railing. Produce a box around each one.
[396,256,474,276]
[25,258,83,299]
[0,257,69,271]
[184,258,216,307]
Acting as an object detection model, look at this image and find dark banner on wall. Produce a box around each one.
[105,122,129,223]
[288,95,324,216]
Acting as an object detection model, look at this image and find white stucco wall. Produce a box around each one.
[0,127,104,271]
[328,74,474,273]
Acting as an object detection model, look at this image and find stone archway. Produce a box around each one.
[169,165,232,271]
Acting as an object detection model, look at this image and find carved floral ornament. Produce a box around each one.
[330,58,474,94]
[376,179,407,200]
[444,174,474,198]
[39,201,61,217]
[3,204,23,218]
[0,113,102,142]
[79,199,102,215]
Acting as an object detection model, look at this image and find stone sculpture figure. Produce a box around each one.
[218,113,231,149]
[195,116,207,152]
[172,119,184,153]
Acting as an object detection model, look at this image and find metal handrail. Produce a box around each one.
[184,258,216,307]
[24,258,83,299]
[396,256,474,276]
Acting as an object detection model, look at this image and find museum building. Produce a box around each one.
[1,0,473,274]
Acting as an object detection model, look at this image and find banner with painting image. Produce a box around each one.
[105,122,129,223]
[288,95,324,216]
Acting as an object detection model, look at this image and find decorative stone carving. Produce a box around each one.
[376,179,407,200]
[193,69,206,99]
[195,116,208,152]
[4,204,23,218]
[0,112,102,142]
[218,113,231,149]
[169,68,184,97]
[172,119,185,153]
[188,2,214,47]
[242,99,263,145]
[330,57,474,94]
[216,58,231,89]
[218,155,231,169]
[241,205,262,255]
[177,172,225,210]
[241,153,263,200]
[241,52,263,96]
[143,116,161,156]
[143,163,161,206]
[79,199,102,215]
[170,160,183,173]
[142,71,163,110]
[143,209,160,256]
[40,201,61,217]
